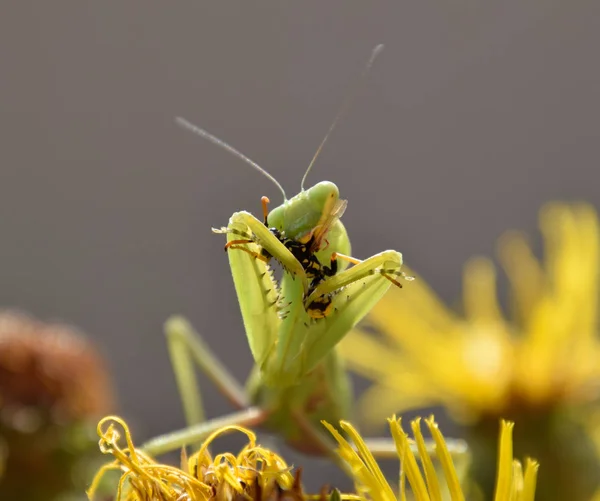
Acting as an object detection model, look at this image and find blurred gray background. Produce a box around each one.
[1,0,599,488]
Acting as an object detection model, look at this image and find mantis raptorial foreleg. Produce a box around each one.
[305,250,406,306]
[213,211,308,292]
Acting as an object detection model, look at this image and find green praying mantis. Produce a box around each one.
[140,46,467,467]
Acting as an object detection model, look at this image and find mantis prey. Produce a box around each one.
[141,46,459,465]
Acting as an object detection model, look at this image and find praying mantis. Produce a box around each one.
[140,46,465,468]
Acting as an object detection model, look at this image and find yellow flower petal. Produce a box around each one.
[494,420,514,501]
[522,458,539,501]
[424,416,465,501]
[411,418,442,501]
[326,416,536,501]
[322,420,396,501]
[388,417,430,501]
[498,231,545,326]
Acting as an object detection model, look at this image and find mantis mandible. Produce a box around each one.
[140,46,444,463]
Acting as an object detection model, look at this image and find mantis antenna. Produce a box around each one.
[300,43,385,191]
[176,116,288,201]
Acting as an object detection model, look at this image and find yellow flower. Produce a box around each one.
[87,416,538,501]
[87,416,300,501]
[324,416,538,501]
[339,203,599,500]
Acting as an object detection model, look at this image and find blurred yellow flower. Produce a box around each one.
[324,416,538,501]
[341,203,600,421]
[339,203,599,500]
[87,416,300,501]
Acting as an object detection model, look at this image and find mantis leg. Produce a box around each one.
[165,316,249,424]
[213,210,308,292]
[140,407,267,457]
[334,252,405,288]
[140,316,268,457]
[296,250,404,373]
[306,250,404,306]
[212,210,310,372]
[362,437,470,461]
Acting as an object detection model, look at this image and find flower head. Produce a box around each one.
[324,416,538,501]
[0,310,114,421]
[340,203,599,500]
[88,416,306,501]
[0,311,114,500]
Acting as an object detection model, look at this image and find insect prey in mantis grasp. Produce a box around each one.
[141,45,431,463]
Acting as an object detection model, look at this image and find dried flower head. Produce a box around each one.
[0,310,115,500]
[0,310,114,421]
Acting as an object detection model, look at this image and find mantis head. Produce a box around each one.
[267,181,351,266]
